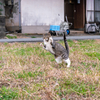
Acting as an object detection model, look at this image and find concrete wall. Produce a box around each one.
[5,0,20,31]
[21,0,64,33]
[0,0,5,16]
[0,0,6,38]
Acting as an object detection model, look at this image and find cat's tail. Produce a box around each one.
[63,32,69,57]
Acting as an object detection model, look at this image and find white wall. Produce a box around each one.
[21,0,64,33]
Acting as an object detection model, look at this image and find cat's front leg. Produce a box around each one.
[40,43,44,48]
[40,43,48,51]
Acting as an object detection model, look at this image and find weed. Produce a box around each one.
[31,36,36,38]
[24,33,28,35]
[6,35,17,39]
[4,42,8,45]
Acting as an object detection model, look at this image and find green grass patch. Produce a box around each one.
[31,36,36,38]
[15,47,35,56]
[0,63,4,68]
[6,35,17,39]
[78,40,95,44]
[16,71,43,79]
[24,83,43,94]
[0,87,19,100]
[56,79,96,97]
[4,42,8,45]
[85,52,100,60]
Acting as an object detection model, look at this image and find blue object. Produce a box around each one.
[50,25,60,31]
[66,29,70,35]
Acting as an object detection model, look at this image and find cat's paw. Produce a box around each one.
[40,43,43,47]
[67,65,70,67]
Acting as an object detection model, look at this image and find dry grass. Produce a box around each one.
[0,39,100,100]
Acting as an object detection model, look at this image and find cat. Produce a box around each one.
[40,33,71,67]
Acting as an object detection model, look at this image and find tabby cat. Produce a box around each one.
[40,33,71,67]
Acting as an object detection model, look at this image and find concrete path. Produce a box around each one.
[0,35,100,43]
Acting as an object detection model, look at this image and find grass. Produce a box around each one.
[6,35,17,39]
[31,36,36,38]
[0,87,19,100]
[0,39,100,99]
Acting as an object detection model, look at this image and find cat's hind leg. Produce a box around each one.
[63,58,71,67]
[55,57,62,64]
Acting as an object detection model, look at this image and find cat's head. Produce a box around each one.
[43,33,53,44]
